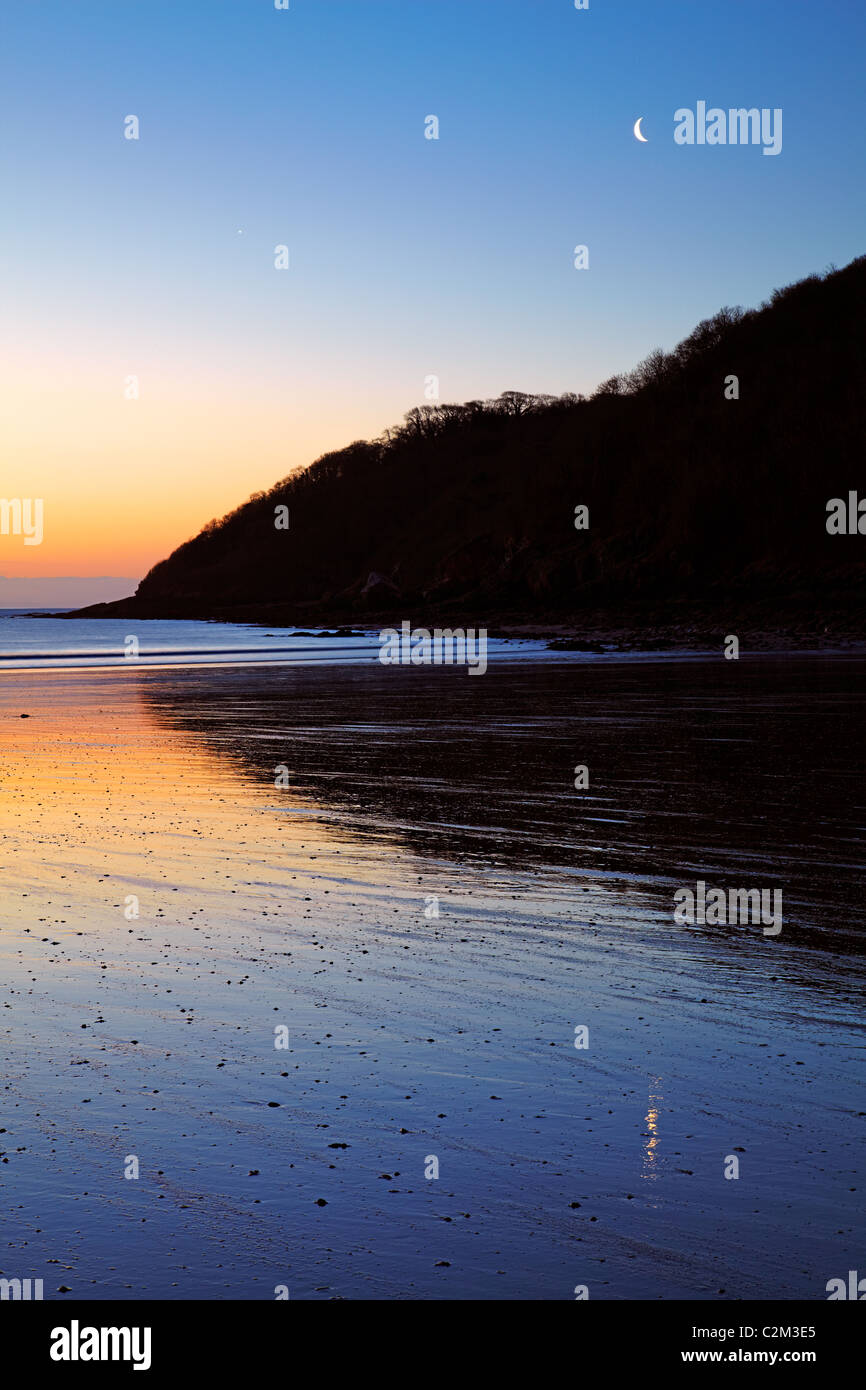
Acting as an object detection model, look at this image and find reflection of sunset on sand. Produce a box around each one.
[1,659,864,1298]
[0,668,378,913]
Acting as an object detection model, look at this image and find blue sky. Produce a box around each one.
[1,0,864,603]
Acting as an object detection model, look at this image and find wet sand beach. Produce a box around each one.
[1,656,864,1299]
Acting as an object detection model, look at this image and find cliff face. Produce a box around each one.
[79,258,866,628]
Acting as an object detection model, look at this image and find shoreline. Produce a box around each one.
[10,608,866,658]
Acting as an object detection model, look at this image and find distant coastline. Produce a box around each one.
[23,597,866,655]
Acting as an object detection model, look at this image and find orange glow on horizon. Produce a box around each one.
[0,359,399,580]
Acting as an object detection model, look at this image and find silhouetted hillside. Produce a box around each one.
[77,258,866,637]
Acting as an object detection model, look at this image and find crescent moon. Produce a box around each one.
[634,117,648,143]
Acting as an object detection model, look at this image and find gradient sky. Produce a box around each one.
[1,0,864,604]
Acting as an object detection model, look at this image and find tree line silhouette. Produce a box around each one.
[80,256,866,632]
